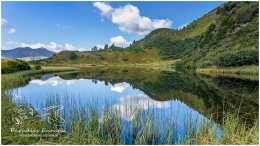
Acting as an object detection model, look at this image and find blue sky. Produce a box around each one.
[1,1,225,51]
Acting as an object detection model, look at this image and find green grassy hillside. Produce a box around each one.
[176,2,259,69]
[35,48,162,67]
[131,2,259,69]
[36,2,259,71]
[129,8,216,49]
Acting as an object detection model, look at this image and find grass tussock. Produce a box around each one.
[219,113,259,144]
[7,106,256,145]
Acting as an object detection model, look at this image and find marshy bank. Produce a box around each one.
[196,65,259,75]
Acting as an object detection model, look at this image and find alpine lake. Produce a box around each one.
[8,67,258,144]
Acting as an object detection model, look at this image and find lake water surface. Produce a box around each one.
[9,68,258,144]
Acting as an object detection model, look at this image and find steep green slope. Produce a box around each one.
[131,9,216,42]
[176,1,259,69]
[129,1,259,69]
[128,8,216,59]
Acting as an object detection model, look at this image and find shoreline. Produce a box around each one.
[196,65,258,75]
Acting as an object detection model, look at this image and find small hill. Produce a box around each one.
[2,47,54,59]
[35,48,161,66]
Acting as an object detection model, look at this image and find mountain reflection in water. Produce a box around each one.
[9,68,258,143]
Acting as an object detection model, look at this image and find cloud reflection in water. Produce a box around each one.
[113,94,170,121]
[110,82,130,93]
[29,76,76,86]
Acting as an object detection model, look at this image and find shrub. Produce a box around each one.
[122,58,129,62]
[215,50,258,67]
[69,52,78,60]
[2,59,31,74]
[99,55,105,60]
[236,6,258,24]
[33,64,41,70]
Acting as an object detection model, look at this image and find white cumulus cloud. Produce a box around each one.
[8,28,16,34]
[110,36,130,47]
[64,43,76,50]
[6,41,86,52]
[93,2,172,35]
[93,35,131,49]
[64,43,85,51]
[93,2,113,17]
[20,42,62,52]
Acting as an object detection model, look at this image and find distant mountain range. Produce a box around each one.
[2,47,54,60]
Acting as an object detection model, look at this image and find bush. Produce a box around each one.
[33,65,41,70]
[69,52,78,60]
[99,55,105,60]
[2,59,31,74]
[122,58,129,61]
[236,6,258,24]
[215,50,258,67]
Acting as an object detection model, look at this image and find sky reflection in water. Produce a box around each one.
[11,75,222,143]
